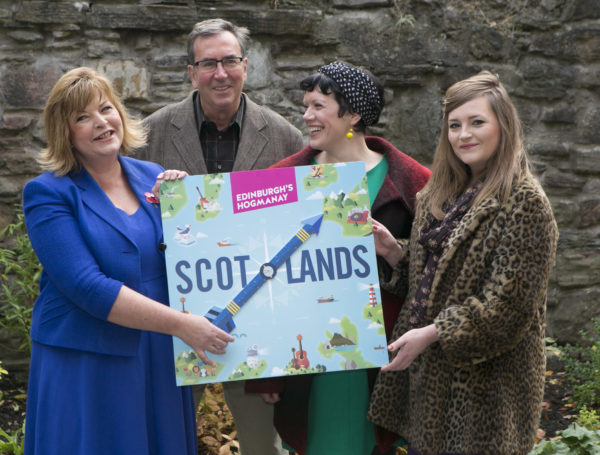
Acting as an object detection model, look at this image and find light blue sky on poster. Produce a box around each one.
[162,162,390,384]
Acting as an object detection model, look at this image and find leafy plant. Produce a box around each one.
[528,423,600,454]
[396,14,416,27]
[0,207,42,356]
[0,423,25,455]
[561,318,600,411]
[391,0,416,28]
[0,360,8,402]
[577,405,600,431]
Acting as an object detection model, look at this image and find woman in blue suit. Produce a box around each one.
[23,67,234,455]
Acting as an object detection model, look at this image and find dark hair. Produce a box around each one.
[299,69,384,133]
[187,19,250,65]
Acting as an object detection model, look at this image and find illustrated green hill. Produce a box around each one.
[160,179,188,217]
[317,316,375,370]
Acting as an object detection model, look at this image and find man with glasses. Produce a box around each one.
[137,18,302,455]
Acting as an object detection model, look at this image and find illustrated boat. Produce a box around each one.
[374,345,385,350]
[217,239,231,247]
[317,295,334,303]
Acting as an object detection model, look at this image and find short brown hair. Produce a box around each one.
[186,19,249,65]
[39,67,146,176]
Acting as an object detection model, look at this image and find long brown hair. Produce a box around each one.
[39,67,146,176]
[420,71,533,219]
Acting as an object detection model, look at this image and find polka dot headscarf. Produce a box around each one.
[317,61,383,126]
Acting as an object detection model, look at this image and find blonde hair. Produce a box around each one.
[421,70,533,219]
[39,67,147,176]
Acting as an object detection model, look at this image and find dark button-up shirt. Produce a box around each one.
[193,92,245,174]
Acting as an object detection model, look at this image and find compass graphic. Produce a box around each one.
[205,213,324,333]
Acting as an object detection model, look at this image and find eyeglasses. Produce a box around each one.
[192,56,244,73]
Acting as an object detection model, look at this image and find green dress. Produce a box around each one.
[286,157,389,454]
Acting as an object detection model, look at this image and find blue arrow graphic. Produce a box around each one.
[205,213,324,333]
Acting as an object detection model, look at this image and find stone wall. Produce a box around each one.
[1,0,599,344]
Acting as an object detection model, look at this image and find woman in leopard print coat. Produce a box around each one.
[367,71,558,455]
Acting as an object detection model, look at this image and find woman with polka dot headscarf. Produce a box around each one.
[246,61,431,455]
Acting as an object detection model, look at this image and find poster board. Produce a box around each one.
[159,162,389,385]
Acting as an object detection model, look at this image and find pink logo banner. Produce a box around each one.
[230,167,298,214]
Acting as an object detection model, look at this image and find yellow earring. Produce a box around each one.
[346,128,354,139]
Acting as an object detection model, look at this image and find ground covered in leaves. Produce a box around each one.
[196,383,241,454]
[0,371,27,437]
[537,353,576,440]
[0,354,578,454]
[196,355,576,454]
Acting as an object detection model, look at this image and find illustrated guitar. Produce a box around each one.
[295,334,310,369]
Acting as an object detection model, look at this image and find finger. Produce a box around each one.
[265,393,280,403]
[207,345,227,355]
[215,330,234,343]
[162,170,179,180]
[261,393,277,403]
[213,339,229,350]
[218,332,235,343]
[206,318,234,342]
[381,359,399,372]
[381,353,406,372]
[151,182,160,197]
[197,350,213,366]
[381,362,400,372]
[388,338,404,352]
[210,340,224,350]
[167,170,186,179]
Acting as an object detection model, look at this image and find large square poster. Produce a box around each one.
[159,162,389,385]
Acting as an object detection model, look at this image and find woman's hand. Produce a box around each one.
[260,392,280,404]
[381,324,439,372]
[152,170,188,200]
[370,218,403,267]
[178,313,235,366]
[108,286,233,366]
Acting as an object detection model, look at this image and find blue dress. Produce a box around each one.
[24,204,197,454]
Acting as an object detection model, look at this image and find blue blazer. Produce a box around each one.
[23,156,165,356]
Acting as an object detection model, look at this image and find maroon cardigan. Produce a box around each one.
[245,137,431,454]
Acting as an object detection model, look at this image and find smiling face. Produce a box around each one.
[447,95,501,181]
[302,87,356,152]
[68,93,123,168]
[187,31,247,122]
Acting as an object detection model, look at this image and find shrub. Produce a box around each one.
[528,423,600,454]
[560,318,600,411]
[0,423,25,455]
[577,405,600,431]
[0,207,41,356]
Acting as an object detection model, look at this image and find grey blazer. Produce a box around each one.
[136,92,303,173]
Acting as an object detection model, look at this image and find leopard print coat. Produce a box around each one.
[368,176,558,455]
